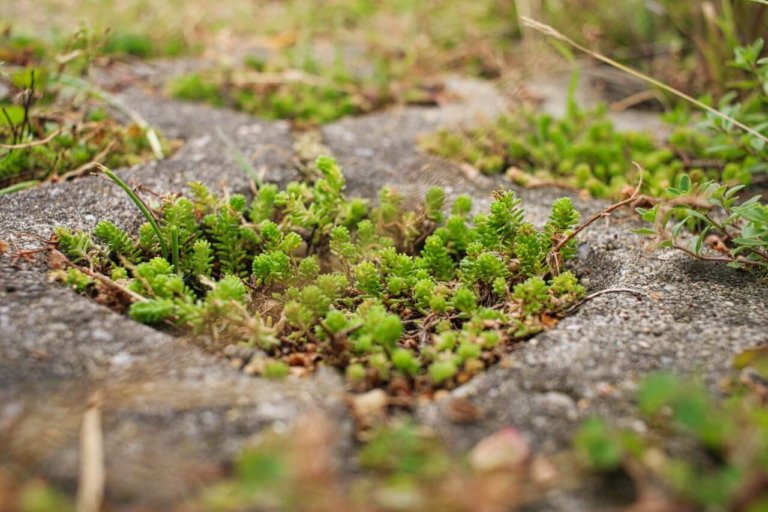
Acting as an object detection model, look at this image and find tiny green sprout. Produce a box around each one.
[429,360,458,384]
[391,348,421,376]
[129,298,175,324]
[452,286,477,314]
[513,277,550,315]
[346,363,366,382]
[263,361,290,379]
[452,194,473,216]
[51,267,93,292]
[573,418,625,471]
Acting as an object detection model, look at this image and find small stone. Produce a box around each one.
[349,389,388,429]
[243,358,265,375]
[530,456,558,485]
[469,427,530,472]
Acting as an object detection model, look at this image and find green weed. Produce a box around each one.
[423,37,767,200]
[636,175,768,271]
[574,350,768,509]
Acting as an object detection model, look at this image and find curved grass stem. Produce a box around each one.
[91,163,168,260]
[522,17,768,146]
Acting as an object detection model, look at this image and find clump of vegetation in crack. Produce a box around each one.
[0,28,170,195]
[422,37,767,200]
[168,43,444,126]
[51,157,586,394]
[574,347,768,510]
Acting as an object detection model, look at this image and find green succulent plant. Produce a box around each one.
[53,157,585,392]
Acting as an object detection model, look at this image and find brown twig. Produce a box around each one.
[57,141,117,181]
[77,265,148,303]
[671,243,760,266]
[555,165,643,255]
[566,287,648,313]
[547,164,644,276]
[0,127,63,150]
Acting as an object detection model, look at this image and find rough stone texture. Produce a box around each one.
[0,101,325,506]
[1,64,767,510]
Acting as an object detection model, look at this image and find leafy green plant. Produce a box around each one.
[52,157,586,393]
[637,175,768,271]
[574,356,768,510]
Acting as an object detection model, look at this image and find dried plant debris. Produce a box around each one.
[51,157,585,395]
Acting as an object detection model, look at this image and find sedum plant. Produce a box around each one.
[422,38,768,200]
[52,157,585,393]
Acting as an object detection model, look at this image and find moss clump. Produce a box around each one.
[53,157,586,394]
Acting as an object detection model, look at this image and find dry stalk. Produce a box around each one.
[76,391,105,512]
[521,17,768,146]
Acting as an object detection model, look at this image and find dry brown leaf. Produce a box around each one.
[48,248,69,270]
[443,397,485,424]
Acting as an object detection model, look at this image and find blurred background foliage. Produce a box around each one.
[2,1,766,96]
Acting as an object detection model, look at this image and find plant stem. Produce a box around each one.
[0,128,62,149]
[553,164,644,255]
[0,180,38,196]
[522,17,768,146]
[565,287,648,313]
[171,226,180,275]
[91,163,168,260]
